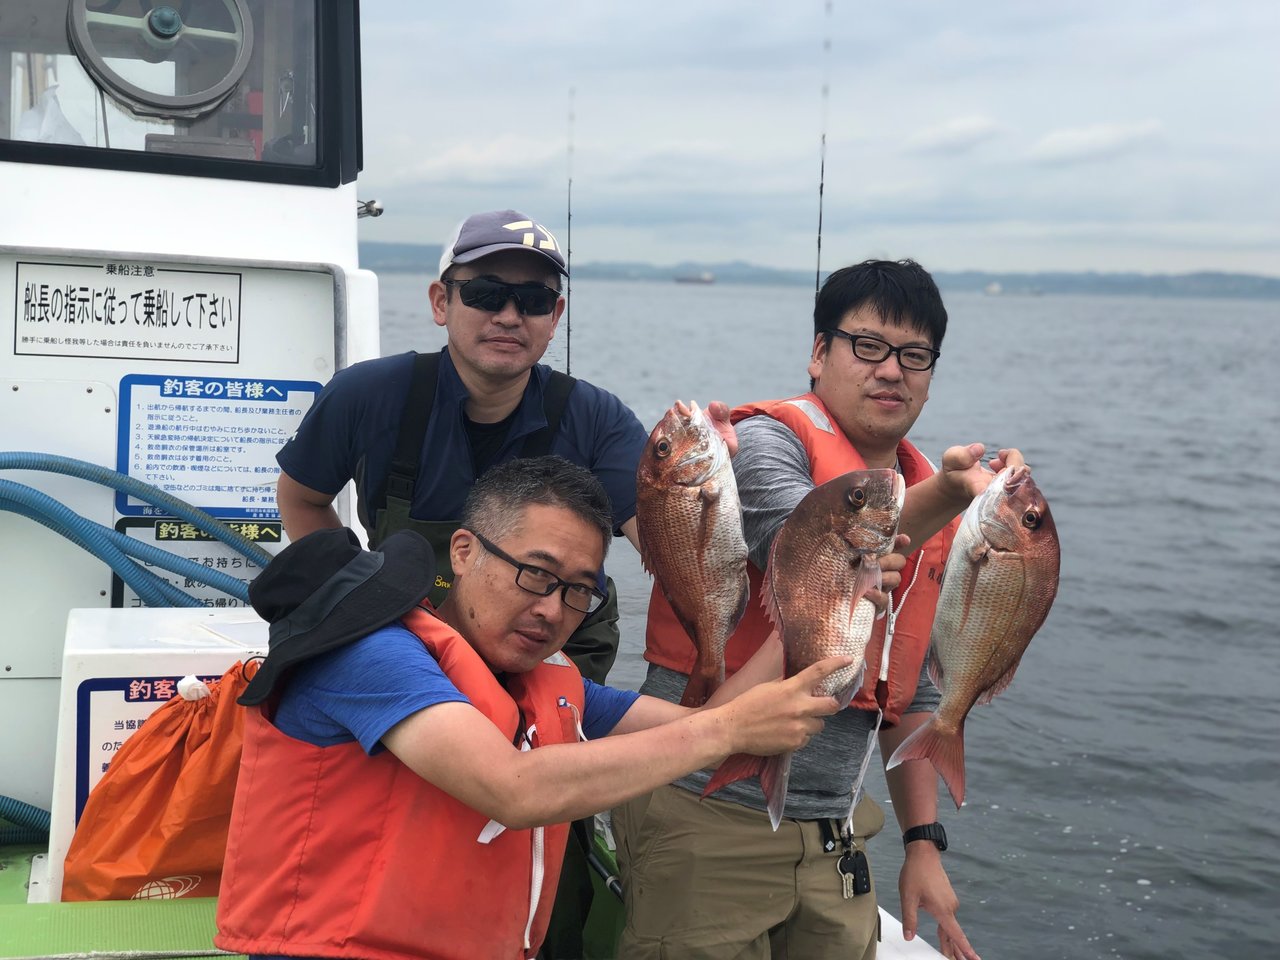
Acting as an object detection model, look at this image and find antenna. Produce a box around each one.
[565,86,575,375]
[815,0,833,299]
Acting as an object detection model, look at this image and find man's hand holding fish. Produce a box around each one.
[895,442,1027,552]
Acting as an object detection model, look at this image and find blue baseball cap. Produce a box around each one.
[438,209,568,278]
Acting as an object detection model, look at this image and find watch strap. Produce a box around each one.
[902,821,948,851]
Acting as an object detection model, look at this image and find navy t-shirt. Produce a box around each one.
[276,348,647,538]
[271,623,641,750]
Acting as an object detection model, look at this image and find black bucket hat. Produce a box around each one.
[238,527,436,706]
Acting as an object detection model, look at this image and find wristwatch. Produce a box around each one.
[902,822,948,852]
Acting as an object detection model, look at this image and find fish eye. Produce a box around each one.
[655,438,672,458]
[847,486,866,510]
[1022,510,1041,530]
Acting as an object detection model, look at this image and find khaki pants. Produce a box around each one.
[613,785,885,960]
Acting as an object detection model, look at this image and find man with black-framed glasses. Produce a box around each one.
[217,456,850,960]
[620,259,1028,960]
[274,208,648,687]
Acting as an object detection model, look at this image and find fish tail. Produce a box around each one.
[702,751,765,797]
[886,717,967,810]
[760,751,794,831]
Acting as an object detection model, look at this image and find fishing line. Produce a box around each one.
[815,0,833,299]
[565,86,575,375]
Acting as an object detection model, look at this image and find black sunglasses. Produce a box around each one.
[471,531,607,616]
[441,277,560,316]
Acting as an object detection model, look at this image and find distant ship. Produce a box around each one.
[984,281,1003,296]
[674,271,715,284]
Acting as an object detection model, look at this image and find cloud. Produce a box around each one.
[904,115,1001,155]
[375,135,564,188]
[1027,120,1163,165]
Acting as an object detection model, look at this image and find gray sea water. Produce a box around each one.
[379,274,1280,959]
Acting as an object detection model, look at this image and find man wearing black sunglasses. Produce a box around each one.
[618,260,1028,960]
[274,209,648,688]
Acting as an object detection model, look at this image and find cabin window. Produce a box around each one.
[0,1,357,184]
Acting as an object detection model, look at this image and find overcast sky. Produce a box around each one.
[356,1,1279,276]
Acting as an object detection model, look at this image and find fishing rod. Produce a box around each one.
[565,86,575,375]
[815,0,833,299]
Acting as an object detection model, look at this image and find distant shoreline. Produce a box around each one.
[360,242,1280,300]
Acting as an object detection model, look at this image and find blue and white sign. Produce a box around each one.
[116,373,320,518]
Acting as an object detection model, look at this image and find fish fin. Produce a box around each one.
[834,661,865,710]
[698,480,723,508]
[694,481,731,560]
[886,715,967,810]
[760,751,794,832]
[762,540,784,633]
[851,556,882,606]
[702,751,765,797]
[975,653,1025,706]
[679,669,721,708]
[635,524,658,578]
[925,643,946,691]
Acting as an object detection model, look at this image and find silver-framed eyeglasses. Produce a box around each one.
[471,531,607,615]
[828,330,940,372]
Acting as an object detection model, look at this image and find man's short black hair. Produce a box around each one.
[814,259,948,351]
[462,456,612,558]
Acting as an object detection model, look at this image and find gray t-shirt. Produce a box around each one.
[640,414,940,820]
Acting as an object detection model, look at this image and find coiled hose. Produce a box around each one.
[0,452,274,605]
[1,481,249,604]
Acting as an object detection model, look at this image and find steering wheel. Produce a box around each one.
[68,0,253,120]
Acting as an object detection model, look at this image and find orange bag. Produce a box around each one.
[62,660,257,901]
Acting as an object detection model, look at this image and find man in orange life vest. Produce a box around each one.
[616,260,1026,960]
[215,455,853,960]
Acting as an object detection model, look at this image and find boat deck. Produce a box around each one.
[0,844,940,958]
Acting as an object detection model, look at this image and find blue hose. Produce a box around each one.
[3,495,202,607]
[0,452,273,606]
[0,453,272,568]
[1,481,196,607]
[1,481,249,602]
[0,826,47,846]
[0,794,50,834]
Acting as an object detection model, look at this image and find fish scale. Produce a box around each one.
[704,468,904,830]
[769,534,878,703]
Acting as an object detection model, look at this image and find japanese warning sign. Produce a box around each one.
[116,373,320,518]
[14,260,243,363]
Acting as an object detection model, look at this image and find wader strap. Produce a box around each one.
[384,350,441,507]
[520,368,576,458]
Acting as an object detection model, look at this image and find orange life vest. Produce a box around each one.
[644,394,956,724]
[215,605,585,960]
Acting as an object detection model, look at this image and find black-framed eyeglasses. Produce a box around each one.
[471,531,607,615]
[828,330,940,372]
[441,277,560,316]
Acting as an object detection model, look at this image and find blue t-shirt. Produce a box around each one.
[271,623,641,751]
[276,348,647,538]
